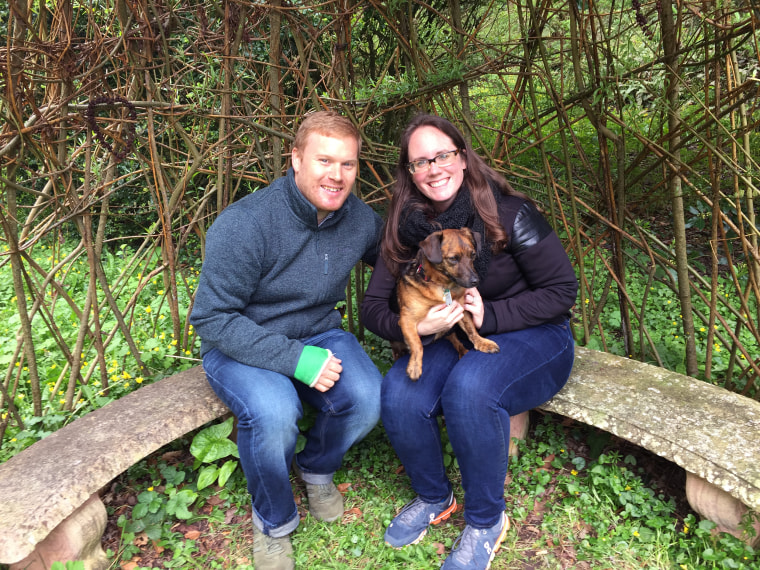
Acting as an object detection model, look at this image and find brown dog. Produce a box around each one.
[397,228,500,380]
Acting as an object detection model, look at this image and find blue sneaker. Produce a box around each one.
[384,492,457,548]
[440,512,509,569]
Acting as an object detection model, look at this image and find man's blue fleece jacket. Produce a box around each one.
[190,168,383,382]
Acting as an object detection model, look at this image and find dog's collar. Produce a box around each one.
[415,263,430,282]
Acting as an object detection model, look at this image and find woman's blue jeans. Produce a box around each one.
[202,328,382,537]
[381,321,574,529]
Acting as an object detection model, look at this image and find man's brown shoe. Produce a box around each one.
[252,526,294,570]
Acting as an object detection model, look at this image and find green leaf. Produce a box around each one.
[132,502,149,519]
[217,460,238,487]
[196,464,220,491]
[190,417,239,463]
[166,489,198,520]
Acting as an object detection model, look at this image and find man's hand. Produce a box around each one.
[311,354,342,392]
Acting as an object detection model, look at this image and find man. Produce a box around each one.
[190,111,383,570]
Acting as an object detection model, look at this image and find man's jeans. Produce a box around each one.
[381,321,574,529]
[202,329,382,537]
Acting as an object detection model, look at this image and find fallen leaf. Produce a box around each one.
[133,533,149,547]
[337,482,351,493]
[161,450,184,462]
[184,529,202,540]
[345,507,362,517]
[433,542,446,555]
[152,540,165,554]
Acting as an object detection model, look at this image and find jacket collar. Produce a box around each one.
[284,168,348,229]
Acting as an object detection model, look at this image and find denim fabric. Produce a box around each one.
[203,328,382,536]
[381,321,574,529]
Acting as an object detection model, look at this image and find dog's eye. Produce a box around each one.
[446,256,459,264]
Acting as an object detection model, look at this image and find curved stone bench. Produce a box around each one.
[537,347,760,545]
[0,347,758,569]
[0,367,228,570]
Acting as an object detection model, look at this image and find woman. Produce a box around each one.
[361,114,578,570]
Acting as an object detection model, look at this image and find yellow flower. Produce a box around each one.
[633,531,640,537]
[145,306,152,313]
[148,486,154,492]
[136,377,144,384]
[17,394,24,400]
[171,340,178,346]
[59,399,65,405]
[571,470,578,476]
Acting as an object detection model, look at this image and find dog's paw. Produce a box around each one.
[474,339,500,353]
[406,359,423,381]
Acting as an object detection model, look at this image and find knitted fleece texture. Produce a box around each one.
[190,168,383,378]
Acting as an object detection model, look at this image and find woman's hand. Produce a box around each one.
[416,302,464,336]
[311,355,342,392]
[463,288,485,329]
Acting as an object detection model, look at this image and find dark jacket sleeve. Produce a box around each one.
[360,255,405,342]
[479,202,578,335]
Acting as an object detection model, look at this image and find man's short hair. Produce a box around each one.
[293,111,362,155]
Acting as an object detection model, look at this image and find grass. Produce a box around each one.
[100,411,759,570]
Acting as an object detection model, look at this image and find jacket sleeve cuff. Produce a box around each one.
[294,346,332,388]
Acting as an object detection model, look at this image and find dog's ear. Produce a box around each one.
[420,232,444,264]
[471,231,483,255]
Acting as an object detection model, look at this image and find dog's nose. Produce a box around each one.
[468,276,479,288]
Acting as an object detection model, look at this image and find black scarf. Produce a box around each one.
[398,186,493,280]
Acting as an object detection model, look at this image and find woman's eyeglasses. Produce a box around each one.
[406,149,461,174]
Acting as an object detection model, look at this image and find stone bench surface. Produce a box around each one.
[0,366,227,564]
[1,347,759,564]
[541,347,760,511]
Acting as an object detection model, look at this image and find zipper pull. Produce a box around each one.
[323,253,329,275]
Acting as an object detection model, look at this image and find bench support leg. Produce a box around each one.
[10,493,109,570]
[685,472,760,547]
[509,411,530,458]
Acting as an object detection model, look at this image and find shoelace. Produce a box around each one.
[311,483,336,502]
[450,525,479,562]
[396,497,430,523]
[254,532,286,555]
